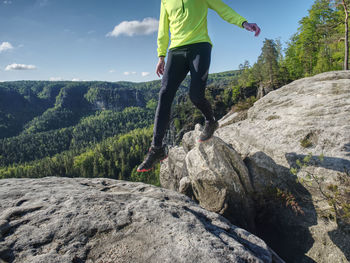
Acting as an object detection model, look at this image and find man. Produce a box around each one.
[137,0,260,172]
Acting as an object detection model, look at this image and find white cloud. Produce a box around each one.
[109,69,116,73]
[49,77,63,81]
[72,78,80,81]
[107,17,158,38]
[123,71,137,76]
[3,1,12,4]
[5,63,37,71]
[0,42,14,53]
[141,72,150,77]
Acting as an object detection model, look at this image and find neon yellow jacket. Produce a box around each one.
[157,0,247,57]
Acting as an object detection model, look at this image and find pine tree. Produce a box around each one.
[257,39,280,87]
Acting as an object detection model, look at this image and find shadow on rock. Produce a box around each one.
[342,142,350,157]
[244,151,318,263]
[285,152,350,262]
[0,248,14,263]
[328,225,350,262]
[183,206,285,263]
[285,152,350,174]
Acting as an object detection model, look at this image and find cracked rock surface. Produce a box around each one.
[0,177,283,263]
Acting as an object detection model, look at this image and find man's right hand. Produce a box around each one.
[243,22,261,37]
[156,57,165,77]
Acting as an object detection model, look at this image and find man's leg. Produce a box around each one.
[137,49,190,172]
[188,42,215,123]
[152,49,190,147]
[188,42,218,142]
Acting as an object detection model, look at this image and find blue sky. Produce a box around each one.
[0,0,315,82]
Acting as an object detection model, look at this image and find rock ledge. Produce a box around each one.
[0,177,283,263]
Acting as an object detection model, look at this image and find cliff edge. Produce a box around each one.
[0,177,283,263]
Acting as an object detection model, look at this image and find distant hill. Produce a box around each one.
[0,70,241,169]
[0,70,239,140]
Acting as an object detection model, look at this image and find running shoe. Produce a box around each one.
[198,119,219,142]
[137,145,167,172]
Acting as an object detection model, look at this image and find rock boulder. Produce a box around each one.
[0,177,283,263]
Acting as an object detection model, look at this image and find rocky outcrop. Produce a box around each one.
[217,70,350,190]
[87,88,147,111]
[160,124,257,231]
[217,71,350,262]
[256,83,277,99]
[160,146,188,191]
[0,177,283,263]
[160,71,350,263]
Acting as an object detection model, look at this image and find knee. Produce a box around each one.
[158,84,177,107]
[159,85,171,100]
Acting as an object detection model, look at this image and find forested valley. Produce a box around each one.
[1,0,349,185]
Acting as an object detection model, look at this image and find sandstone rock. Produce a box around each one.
[161,124,256,231]
[159,146,187,191]
[178,176,192,197]
[214,71,350,263]
[257,83,277,99]
[0,177,283,263]
[218,110,248,128]
[160,71,350,263]
[217,70,350,189]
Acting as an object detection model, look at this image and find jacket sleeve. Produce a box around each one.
[206,0,247,28]
[157,0,170,57]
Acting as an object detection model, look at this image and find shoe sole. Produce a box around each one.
[160,156,168,162]
[198,124,219,142]
[137,155,168,173]
[137,168,153,172]
[198,137,212,142]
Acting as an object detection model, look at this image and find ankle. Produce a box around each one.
[151,144,163,149]
[205,118,216,123]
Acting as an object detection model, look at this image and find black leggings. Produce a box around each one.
[152,42,214,147]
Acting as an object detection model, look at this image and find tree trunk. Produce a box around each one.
[343,0,349,70]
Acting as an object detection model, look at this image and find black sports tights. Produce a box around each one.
[152,41,214,147]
